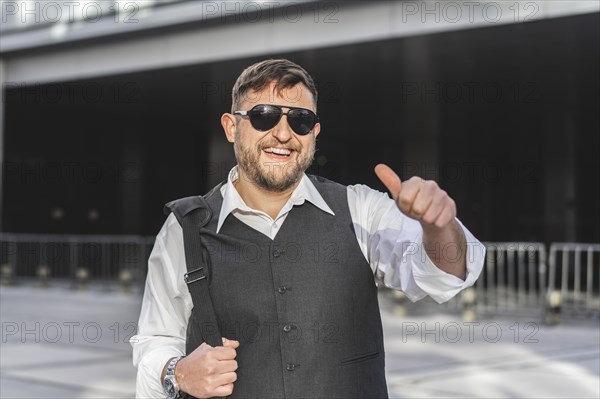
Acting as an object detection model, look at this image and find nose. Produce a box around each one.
[271,113,293,142]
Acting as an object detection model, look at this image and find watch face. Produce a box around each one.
[164,377,176,398]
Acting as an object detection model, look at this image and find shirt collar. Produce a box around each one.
[217,165,335,233]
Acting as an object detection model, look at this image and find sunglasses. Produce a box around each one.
[234,104,319,135]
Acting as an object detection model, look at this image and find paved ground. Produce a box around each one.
[1,283,598,399]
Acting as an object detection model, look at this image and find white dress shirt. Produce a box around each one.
[131,166,485,399]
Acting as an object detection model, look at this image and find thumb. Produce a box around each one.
[222,337,240,349]
[374,163,402,200]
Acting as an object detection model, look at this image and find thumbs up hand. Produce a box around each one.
[375,163,467,279]
[374,163,456,230]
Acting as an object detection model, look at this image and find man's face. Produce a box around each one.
[226,82,320,192]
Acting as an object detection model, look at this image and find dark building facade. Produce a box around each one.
[2,11,599,244]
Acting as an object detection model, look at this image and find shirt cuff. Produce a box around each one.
[135,347,184,399]
[412,219,485,304]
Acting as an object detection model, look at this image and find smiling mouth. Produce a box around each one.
[263,147,295,159]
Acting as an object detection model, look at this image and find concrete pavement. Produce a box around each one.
[1,283,598,398]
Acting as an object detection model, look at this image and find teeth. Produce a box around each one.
[265,147,292,155]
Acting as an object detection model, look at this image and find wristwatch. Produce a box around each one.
[163,356,185,399]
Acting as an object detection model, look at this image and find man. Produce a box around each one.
[132,59,484,399]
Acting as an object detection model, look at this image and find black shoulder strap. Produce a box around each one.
[164,195,222,347]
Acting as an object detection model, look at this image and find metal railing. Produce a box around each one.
[546,243,600,319]
[388,241,600,322]
[0,232,155,288]
[476,242,547,316]
[430,242,547,317]
[2,233,599,322]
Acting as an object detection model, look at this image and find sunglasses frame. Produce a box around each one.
[234,104,319,136]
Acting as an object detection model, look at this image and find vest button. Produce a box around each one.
[277,286,287,294]
[273,249,282,258]
[286,363,296,371]
[283,324,292,332]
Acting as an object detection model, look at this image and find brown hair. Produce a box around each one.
[231,59,318,112]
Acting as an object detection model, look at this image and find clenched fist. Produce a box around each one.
[174,337,239,398]
[374,163,456,229]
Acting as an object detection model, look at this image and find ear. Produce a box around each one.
[312,122,321,139]
[221,113,237,143]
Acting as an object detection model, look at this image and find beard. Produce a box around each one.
[234,133,316,192]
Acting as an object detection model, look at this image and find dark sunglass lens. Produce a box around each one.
[249,105,281,131]
[289,109,317,135]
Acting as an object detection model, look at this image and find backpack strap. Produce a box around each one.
[164,195,222,347]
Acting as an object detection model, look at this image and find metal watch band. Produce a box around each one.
[167,356,183,376]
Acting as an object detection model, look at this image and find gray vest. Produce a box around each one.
[186,175,388,399]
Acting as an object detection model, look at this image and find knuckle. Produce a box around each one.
[446,199,456,213]
[205,375,215,387]
[427,182,440,193]
[204,364,216,375]
[441,216,452,227]
[398,193,411,207]
[412,203,425,215]
[199,342,211,350]
[422,214,434,224]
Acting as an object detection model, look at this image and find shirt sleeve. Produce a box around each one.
[130,213,193,399]
[347,184,485,304]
